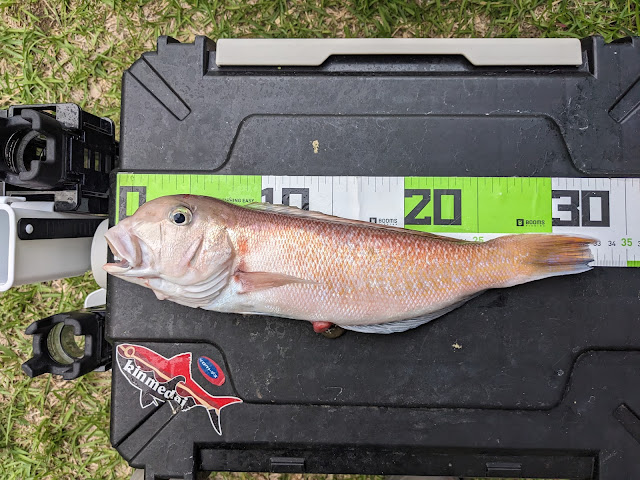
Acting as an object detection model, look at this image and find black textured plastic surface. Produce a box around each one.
[109,35,640,480]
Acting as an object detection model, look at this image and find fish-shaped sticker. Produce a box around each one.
[115,344,242,435]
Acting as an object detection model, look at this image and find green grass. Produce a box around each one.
[1,0,639,479]
[0,274,127,478]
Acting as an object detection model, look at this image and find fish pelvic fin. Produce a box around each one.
[234,271,317,294]
[492,234,595,287]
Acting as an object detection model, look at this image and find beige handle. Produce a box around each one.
[215,38,583,67]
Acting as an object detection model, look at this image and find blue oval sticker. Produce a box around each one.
[197,356,226,386]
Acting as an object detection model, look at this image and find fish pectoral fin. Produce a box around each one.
[234,271,317,294]
[338,293,484,334]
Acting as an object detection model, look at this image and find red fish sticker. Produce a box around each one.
[198,356,226,386]
[115,344,242,435]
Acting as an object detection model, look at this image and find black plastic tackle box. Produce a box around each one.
[108,36,640,480]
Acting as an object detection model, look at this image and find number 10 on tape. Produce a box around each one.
[116,174,640,267]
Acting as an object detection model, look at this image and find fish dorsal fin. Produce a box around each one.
[244,203,469,242]
[337,293,483,334]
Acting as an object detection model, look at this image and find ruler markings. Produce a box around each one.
[624,179,628,236]
[116,174,640,268]
[331,176,334,215]
[476,177,480,233]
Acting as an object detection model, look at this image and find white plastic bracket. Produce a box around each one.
[0,197,103,291]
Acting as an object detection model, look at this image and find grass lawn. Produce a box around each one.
[0,1,638,479]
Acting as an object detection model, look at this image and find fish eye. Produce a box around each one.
[169,206,192,226]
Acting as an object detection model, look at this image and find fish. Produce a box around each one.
[104,194,594,335]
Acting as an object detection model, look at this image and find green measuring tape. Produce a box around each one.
[117,173,640,268]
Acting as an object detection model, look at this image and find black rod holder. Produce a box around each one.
[22,307,112,380]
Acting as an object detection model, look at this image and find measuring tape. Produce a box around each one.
[116,174,640,268]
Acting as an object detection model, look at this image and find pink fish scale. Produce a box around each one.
[234,210,502,325]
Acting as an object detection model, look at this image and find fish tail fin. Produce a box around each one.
[491,234,595,287]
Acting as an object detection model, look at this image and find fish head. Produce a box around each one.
[103,195,235,305]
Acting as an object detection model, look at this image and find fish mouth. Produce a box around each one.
[103,227,143,275]
[104,238,133,273]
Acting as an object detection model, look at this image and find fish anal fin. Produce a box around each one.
[234,271,317,294]
[338,293,483,334]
